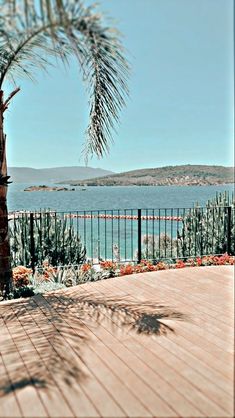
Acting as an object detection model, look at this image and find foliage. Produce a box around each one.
[141,233,178,261]
[5,253,235,301]
[9,212,86,267]
[33,281,66,294]
[0,0,129,158]
[12,286,35,299]
[177,192,234,257]
[12,265,32,287]
[100,260,118,276]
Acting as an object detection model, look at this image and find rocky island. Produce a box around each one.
[24,185,75,192]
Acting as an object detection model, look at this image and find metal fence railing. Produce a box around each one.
[8,206,234,270]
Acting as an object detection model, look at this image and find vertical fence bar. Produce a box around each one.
[146,209,148,259]
[170,208,173,259]
[111,210,114,262]
[91,211,93,263]
[55,212,57,266]
[98,211,100,261]
[104,210,107,260]
[131,209,134,261]
[124,209,127,261]
[29,213,35,273]
[176,208,179,258]
[212,208,214,254]
[118,209,120,261]
[13,213,16,266]
[152,209,155,261]
[164,208,167,259]
[158,209,161,258]
[137,209,142,263]
[200,208,203,256]
[227,206,232,255]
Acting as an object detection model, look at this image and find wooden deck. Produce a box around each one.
[0,265,234,418]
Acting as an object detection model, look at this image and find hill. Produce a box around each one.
[8,166,114,183]
[60,165,234,186]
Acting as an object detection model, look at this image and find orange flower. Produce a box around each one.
[120,264,134,276]
[81,263,91,272]
[146,262,156,271]
[134,264,145,273]
[13,266,32,288]
[100,261,117,270]
[229,257,235,265]
[175,260,185,269]
[156,261,168,270]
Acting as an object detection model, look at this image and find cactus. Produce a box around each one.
[9,211,86,267]
[177,192,234,258]
[140,233,178,261]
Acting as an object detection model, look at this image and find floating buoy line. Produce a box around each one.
[8,211,183,222]
[64,213,183,221]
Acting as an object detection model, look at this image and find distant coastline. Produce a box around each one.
[58,165,234,187]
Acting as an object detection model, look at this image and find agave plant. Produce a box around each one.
[0,0,129,297]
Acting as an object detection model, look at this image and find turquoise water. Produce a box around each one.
[8,183,234,212]
[8,183,234,262]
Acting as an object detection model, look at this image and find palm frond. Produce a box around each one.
[0,0,129,158]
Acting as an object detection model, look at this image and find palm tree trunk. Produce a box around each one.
[0,91,12,298]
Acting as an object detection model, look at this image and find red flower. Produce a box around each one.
[175,260,185,269]
[81,263,91,272]
[196,257,202,266]
[120,264,134,276]
[100,261,117,270]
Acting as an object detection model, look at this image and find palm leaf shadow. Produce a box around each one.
[0,288,189,397]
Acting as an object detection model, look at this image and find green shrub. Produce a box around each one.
[9,211,86,267]
[177,192,234,257]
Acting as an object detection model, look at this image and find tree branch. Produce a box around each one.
[2,87,20,112]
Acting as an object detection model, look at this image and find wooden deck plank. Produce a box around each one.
[117,271,234,352]
[36,294,162,418]
[10,301,80,418]
[95,277,234,386]
[100,272,234,371]
[0,317,48,418]
[27,296,121,418]
[12,297,101,418]
[33,294,135,418]
[0,265,233,418]
[96,280,234,381]
[0,353,22,418]
[129,268,233,321]
[81,276,233,417]
[50,293,188,417]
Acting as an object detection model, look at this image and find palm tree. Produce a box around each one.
[0,0,129,298]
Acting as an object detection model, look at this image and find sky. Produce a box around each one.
[4,0,234,172]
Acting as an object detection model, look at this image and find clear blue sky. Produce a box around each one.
[5,0,234,172]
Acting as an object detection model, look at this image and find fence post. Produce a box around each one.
[29,213,35,273]
[227,206,232,255]
[137,209,142,263]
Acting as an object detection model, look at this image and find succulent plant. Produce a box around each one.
[177,192,234,257]
[9,211,86,268]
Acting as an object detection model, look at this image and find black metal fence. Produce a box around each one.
[8,206,234,270]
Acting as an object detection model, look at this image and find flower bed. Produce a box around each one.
[9,253,234,299]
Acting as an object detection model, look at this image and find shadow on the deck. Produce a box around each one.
[0,289,188,395]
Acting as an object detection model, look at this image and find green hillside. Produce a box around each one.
[61,165,234,186]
